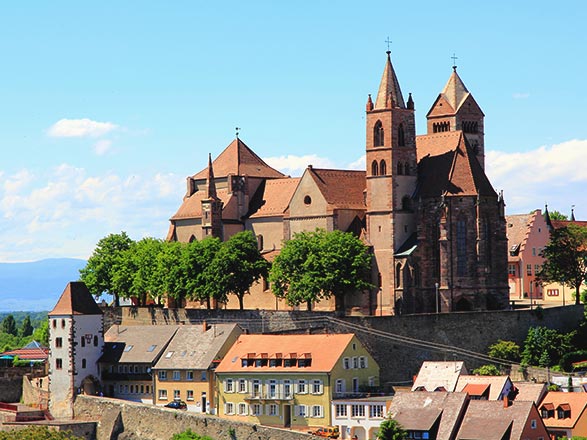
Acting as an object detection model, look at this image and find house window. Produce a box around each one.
[55,337,62,348]
[532,247,536,256]
[359,356,367,368]
[238,403,248,415]
[351,404,365,417]
[269,404,279,416]
[225,378,234,393]
[527,264,532,275]
[343,358,350,369]
[52,319,56,328]
[312,380,323,395]
[201,371,207,381]
[158,371,167,381]
[296,405,307,417]
[173,371,180,381]
[174,390,180,399]
[186,371,194,381]
[335,379,345,394]
[130,385,134,394]
[140,385,144,394]
[61,319,65,328]
[352,357,358,369]
[81,359,86,369]
[352,378,359,393]
[531,419,537,429]
[238,379,247,393]
[268,380,277,398]
[535,264,540,274]
[225,402,234,415]
[508,265,516,276]
[252,379,262,397]
[283,380,292,398]
[369,376,376,387]
[159,389,167,400]
[146,385,150,394]
[55,358,63,370]
[251,404,262,416]
[297,380,307,394]
[312,405,323,418]
[335,404,347,418]
[187,390,194,401]
[547,289,559,297]
[370,405,384,418]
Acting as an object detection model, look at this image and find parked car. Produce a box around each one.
[164,400,187,410]
[308,426,340,438]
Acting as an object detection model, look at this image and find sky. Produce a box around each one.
[0,1,586,262]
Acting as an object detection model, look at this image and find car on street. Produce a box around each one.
[164,400,187,410]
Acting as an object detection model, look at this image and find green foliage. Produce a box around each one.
[548,383,561,391]
[549,210,569,221]
[538,224,587,305]
[521,326,575,368]
[0,426,82,439]
[377,418,407,440]
[1,314,17,336]
[473,364,501,376]
[32,321,49,347]
[184,237,222,308]
[270,229,373,311]
[170,429,213,440]
[79,231,133,306]
[20,315,33,337]
[559,350,587,372]
[488,340,521,363]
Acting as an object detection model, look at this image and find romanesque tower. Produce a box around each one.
[426,65,485,168]
[48,282,103,418]
[365,51,418,315]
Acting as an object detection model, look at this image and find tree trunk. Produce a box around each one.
[576,283,582,305]
[306,300,312,311]
[238,294,244,310]
[114,293,120,307]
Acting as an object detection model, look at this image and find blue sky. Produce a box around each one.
[0,1,586,262]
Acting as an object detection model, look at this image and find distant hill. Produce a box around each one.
[0,259,87,312]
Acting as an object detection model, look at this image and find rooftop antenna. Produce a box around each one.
[451,53,458,71]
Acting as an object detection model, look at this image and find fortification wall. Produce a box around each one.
[74,395,312,440]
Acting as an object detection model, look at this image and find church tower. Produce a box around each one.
[365,51,417,315]
[426,65,485,168]
[201,153,224,239]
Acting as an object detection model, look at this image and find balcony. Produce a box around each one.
[244,391,294,401]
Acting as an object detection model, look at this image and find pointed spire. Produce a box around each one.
[407,92,414,110]
[366,94,374,111]
[374,51,405,110]
[571,205,576,221]
[206,153,218,200]
[441,68,470,111]
[544,203,553,231]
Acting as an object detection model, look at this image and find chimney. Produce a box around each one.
[503,396,510,408]
[202,321,208,333]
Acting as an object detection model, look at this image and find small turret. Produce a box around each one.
[407,93,414,110]
[366,94,374,112]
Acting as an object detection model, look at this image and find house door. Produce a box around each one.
[283,404,291,427]
[201,392,207,413]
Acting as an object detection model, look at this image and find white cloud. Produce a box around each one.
[48,118,118,138]
[94,139,113,155]
[264,154,337,176]
[347,155,365,170]
[486,139,587,217]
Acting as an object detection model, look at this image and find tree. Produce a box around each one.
[20,315,33,337]
[473,364,501,376]
[549,210,569,221]
[270,229,372,311]
[538,224,587,305]
[521,326,575,368]
[0,426,82,439]
[208,231,269,309]
[377,418,407,440]
[1,314,17,336]
[79,232,134,306]
[183,237,222,308]
[487,340,521,363]
[32,321,49,346]
[170,429,213,440]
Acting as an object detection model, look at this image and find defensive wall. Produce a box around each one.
[74,394,313,440]
[104,305,584,384]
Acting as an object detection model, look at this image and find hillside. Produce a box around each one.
[0,258,86,312]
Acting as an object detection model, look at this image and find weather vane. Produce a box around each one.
[235,127,241,139]
[385,36,392,52]
[451,53,458,70]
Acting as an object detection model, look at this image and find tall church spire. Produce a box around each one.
[374,51,405,110]
[440,67,470,112]
[206,153,218,200]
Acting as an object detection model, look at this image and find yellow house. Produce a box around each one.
[152,323,242,413]
[215,333,379,429]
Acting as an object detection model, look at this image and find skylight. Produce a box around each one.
[165,351,174,358]
[124,345,134,352]
[147,345,157,352]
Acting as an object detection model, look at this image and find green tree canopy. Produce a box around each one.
[1,314,17,336]
[538,224,587,305]
[522,326,575,368]
[270,229,372,311]
[183,237,222,308]
[377,418,407,440]
[170,429,213,440]
[472,364,501,376]
[20,315,33,337]
[549,210,569,221]
[488,340,521,363]
[32,321,49,346]
[79,231,134,306]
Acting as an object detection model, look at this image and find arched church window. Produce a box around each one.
[398,123,405,146]
[397,162,403,175]
[379,160,386,175]
[374,121,384,147]
[188,235,196,243]
[371,160,379,176]
[395,263,402,287]
[457,218,467,277]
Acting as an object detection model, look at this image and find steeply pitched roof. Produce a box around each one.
[389,391,469,440]
[153,323,241,370]
[49,282,102,316]
[539,391,587,429]
[440,69,470,113]
[306,167,366,211]
[412,361,467,392]
[506,212,535,261]
[455,375,511,401]
[416,132,496,198]
[247,178,301,218]
[215,333,356,373]
[193,138,285,180]
[102,325,179,364]
[374,52,405,110]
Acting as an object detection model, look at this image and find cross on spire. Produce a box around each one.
[235,127,241,139]
[451,53,458,71]
[385,36,392,54]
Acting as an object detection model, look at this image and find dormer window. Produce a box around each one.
[374,121,384,147]
[557,404,571,419]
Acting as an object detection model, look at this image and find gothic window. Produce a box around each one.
[371,160,379,176]
[188,235,196,243]
[374,120,384,147]
[395,263,402,287]
[398,123,405,147]
[401,196,412,211]
[379,160,387,175]
[457,218,467,277]
[404,162,410,175]
[397,162,403,175]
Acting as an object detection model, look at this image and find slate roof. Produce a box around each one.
[411,361,467,392]
[456,400,541,440]
[193,138,285,180]
[306,167,366,211]
[248,178,301,218]
[153,323,241,370]
[539,391,587,429]
[215,333,356,374]
[455,375,511,401]
[416,132,496,198]
[389,391,469,440]
[102,325,179,364]
[49,282,102,316]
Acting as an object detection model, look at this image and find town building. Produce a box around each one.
[214,333,379,429]
[331,396,390,440]
[48,282,104,418]
[152,322,242,413]
[539,391,587,439]
[455,375,514,401]
[411,361,468,392]
[167,52,509,315]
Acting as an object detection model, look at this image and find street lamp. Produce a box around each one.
[435,282,440,314]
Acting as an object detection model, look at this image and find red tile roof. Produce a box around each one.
[248,178,301,218]
[1,347,48,361]
[540,391,587,429]
[307,168,366,211]
[49,282,102,316]
[170,188,232,220]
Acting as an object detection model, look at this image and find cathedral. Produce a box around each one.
[167,52,509,315]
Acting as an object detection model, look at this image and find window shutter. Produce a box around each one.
[319,380,324,394]
[224,403,229,414]
[244,404,249,415]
